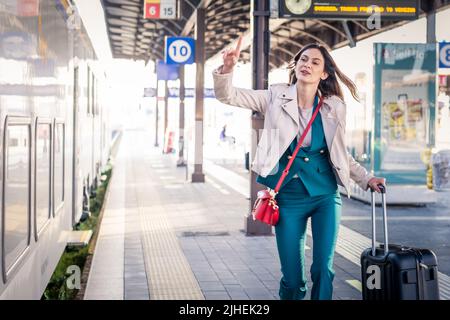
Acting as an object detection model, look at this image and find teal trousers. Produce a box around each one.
[274,178,342,300]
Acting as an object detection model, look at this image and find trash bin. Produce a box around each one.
[431,150,450,191]
[164,130,176,154]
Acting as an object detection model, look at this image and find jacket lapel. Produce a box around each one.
[320,98,339,151]
[278,85,299,127]
[275,87,340,153]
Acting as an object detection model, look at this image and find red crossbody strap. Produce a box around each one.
[273,96,324,193]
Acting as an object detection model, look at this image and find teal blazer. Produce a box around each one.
[256,99,338,197]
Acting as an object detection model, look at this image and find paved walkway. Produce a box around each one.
[84,127,450,300]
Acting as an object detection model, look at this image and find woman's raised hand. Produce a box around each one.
[221,36,242,74]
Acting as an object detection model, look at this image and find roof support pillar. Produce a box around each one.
[421,0,437,44]
[177,65,187,167]
[163,80,169,153]
[425,4,436,43]
[246,0,272,236]
[192,7,206,182]
[154,79,160,147]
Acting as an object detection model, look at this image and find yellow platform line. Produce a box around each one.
[346,279,362,292]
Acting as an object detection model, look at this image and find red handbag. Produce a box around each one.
[251,96,324,226]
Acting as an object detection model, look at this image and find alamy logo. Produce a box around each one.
[66,6,81,30]
[66,265,81,290]
[367,5,381,30]
[366,265,381,290]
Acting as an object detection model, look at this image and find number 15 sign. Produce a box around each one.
[144,0,178,19]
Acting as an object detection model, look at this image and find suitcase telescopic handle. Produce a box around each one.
[371,184,388,256]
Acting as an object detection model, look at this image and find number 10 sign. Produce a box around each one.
[165,37,195,65]
[144,0,177,19]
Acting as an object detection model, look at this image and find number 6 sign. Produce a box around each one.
[144,0,159,19]
[165,37,195,65]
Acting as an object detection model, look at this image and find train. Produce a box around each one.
[0,0,113,299]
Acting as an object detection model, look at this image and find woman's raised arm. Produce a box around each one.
[213,37,270,114]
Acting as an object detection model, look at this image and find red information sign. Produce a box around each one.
[143,0,177,19]
[144,2,160,19]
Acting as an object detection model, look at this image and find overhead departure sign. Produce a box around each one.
[144,0,178,20]
[278,0,419,20]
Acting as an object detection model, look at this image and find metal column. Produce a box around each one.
[177,65,187,167]
[154,79,159,147]
[163,80,169,153]
[246,0,271,235]
[426,6,436,43]
[192,7,206,183]
[425,0,437,148]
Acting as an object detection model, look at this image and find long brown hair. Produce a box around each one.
[288,43,359,102]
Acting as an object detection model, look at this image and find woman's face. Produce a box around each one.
[295,48,329,85]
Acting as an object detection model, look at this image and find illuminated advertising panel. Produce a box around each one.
[373,43,436,184]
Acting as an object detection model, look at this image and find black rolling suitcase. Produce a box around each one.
[360,185,440,300]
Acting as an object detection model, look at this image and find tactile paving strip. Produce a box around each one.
[131,141,204,300]
[139,207,204,299]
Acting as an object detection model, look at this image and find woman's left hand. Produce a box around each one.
[368,177,386,193]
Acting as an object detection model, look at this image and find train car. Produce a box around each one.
[0,0,111,299]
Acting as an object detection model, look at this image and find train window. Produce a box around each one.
[54,123,64,212]
[36,123,51,233]
[93,80,96,116]
[4,124,30,272]
[95,80,99,115]
[87,67,91,115]
[91,73,95,116]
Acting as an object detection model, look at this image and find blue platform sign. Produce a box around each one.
[439,42,450,68]
[167,87,215,98]
[165,37,195,65]
[156,60,179,80]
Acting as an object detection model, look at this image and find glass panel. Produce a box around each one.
[380,69,429,171]
[5,125,30,271]
[375,43,436,182]
[54,123,64,209]
[36,124,51,232]
[436,76,450,147]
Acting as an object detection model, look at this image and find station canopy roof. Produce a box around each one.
[101,0,450,70]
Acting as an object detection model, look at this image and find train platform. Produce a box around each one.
[84,127,450,300]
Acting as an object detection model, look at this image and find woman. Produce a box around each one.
[213,38,386,300]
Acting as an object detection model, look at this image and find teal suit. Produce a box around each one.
[257,99,342,300]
